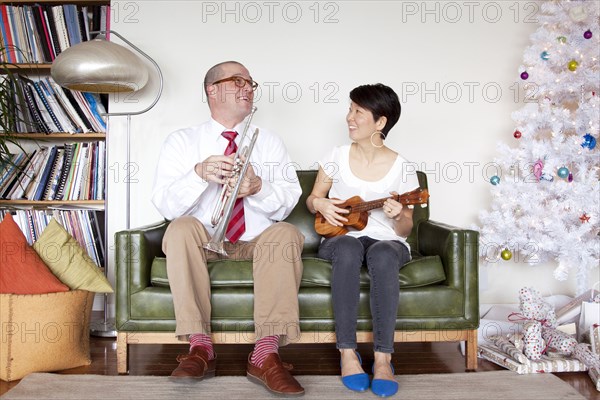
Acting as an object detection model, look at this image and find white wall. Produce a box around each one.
[105,0,595,311]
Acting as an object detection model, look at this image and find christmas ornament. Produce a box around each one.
[533,159,544,181]
[569,6,587,22]
[540,51,550,60]
[557,166,569,179]
[557,36,567,44]
[490,175,500,185]
[533,159,553,182]
[584,30,593,39]
[514,130,522,139]
[568,60,579,71]
[568,172,573,182]
[581,133,597,149]
[579,213,590,223]
[520,71,529,80]
[501,248,512,260]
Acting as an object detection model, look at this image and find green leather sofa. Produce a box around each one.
[115,170,479,373]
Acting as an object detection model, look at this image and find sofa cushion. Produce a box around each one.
[33,219,113,293]
[0,213,70,295]
[0,290,94,381]
[150,254,445,289]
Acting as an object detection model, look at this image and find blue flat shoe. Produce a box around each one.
[340,351,370,392]
[371,363,398,397]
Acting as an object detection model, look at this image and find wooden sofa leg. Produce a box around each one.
[117,332,129,374]
[465,329,478,371]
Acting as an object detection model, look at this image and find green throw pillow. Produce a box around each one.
[33,219,113,293]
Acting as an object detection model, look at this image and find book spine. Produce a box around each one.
[51,5,70,52]
[43,147,64,201]
[33,145,57,200]
[20,76,51,133]
[32,80,63,132]
[0,153,26,198]
[23,5,42,63]
[43,5,61,57]
[55,143,73,200]
[6,6,24,63]
[33,5,53,62]
[62,4,81,48]
[39,78,77,133]
[82,92,107,131]
[0,5,16,63]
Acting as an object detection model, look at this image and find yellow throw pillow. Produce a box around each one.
[0,290,94,381]
[33,219,113,293]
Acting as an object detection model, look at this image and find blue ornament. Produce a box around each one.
[557,166,569,178]
[490,175,500,185]
[581,133,597,149]
[540,51,550,60]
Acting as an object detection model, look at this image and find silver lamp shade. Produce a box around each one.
[51,38,149,93]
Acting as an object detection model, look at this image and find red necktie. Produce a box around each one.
[221,130,246,243]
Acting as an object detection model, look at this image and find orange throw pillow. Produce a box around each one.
[0,214,69,294]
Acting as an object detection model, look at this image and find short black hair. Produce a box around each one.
[349,83,401,138]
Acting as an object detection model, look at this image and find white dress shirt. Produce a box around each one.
[318,144,420,249]
[152,118,301,241]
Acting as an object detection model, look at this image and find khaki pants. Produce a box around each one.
[162,216,304,344]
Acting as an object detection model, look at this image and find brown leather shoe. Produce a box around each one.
[170,347,216,380]
[246,352,305,396]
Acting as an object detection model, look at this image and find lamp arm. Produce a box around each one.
[92,30,163,117]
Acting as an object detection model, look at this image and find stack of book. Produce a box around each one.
[0,3,110,64]
[0,142,105,201]
[0,209,105,267]
[5,75,106,134]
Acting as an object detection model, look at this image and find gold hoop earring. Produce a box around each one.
[370,131,384,148]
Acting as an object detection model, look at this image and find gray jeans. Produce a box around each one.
[318,235,410,353]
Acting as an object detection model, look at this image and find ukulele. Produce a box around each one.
[314,188,430,238]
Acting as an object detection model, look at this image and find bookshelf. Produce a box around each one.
[0,1,110,268]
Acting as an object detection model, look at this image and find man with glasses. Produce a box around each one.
[152,61,305,396]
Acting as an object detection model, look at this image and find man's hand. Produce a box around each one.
[195,155,235,184]
[227,153,262,198]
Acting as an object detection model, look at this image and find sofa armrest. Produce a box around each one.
[116,220,168,329]
[417,220,479,287]
[417,220,479,323]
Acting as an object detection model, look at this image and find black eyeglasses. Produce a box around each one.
[212,76,259,91]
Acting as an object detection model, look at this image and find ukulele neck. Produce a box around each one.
[350,195,399,213]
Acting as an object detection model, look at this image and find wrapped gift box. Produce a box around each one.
[591,324,600,355]
[478,343,588,374]
[589,366,600,392]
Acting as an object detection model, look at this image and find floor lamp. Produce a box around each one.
[51,30,163,337]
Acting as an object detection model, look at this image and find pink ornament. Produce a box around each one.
[533,159,544,181]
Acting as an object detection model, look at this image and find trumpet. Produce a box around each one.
[204,106,259,255]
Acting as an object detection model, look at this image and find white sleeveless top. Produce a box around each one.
[318,144,420,249]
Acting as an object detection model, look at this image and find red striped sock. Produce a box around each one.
[189,333,215,360]
[250,335,280,368]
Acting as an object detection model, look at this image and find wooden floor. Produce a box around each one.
[1,337,598,398]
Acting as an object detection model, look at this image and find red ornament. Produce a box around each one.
[514,130,522,139]
[579,213,591,223]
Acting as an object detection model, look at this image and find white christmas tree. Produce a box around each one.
[477,0,600,294]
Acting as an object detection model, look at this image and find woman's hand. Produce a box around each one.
[383,192,404,220]
[386,191,414,237]
[313,197,349,227]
